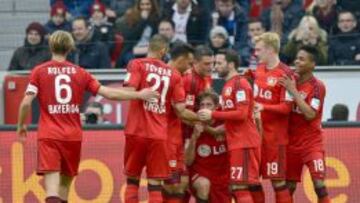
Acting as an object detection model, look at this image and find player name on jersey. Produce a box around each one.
[48,104,80,114]
[145,63,172,76]
[47,66,77,75]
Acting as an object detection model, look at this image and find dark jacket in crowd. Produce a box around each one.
[91,21,116,53]
[237,37,255,67]
[68,33,111,69]
[328,31,360,65]
[261,2,304,43]
[310,5,338,35]
[162,3,209,46]
[44,20,72,34]
[215,5,248,47]
[8,40,51,71]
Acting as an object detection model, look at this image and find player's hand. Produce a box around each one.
[193,123,204,139]
[279,76,296,94]
[197,109,212,121]
[17,125,27,143]
[138,88,160,101]
[254,102,264,113]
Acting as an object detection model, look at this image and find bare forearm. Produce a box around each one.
[98,86,139,100]
[185,137,197,166]
[17,102,31,127]
[292,91,316,120]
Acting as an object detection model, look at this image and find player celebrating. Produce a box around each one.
[185,90,230,203]
[123,35,198,203]
[198,49,261,203]
[16,31,158,203]
[163,43,196,202]
[279,46,330,203]
[251,32,294,203]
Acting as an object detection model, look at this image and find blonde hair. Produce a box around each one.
[254,32,281,53]
[148,34,169,52]
[288,15,327,42]
[49,30,75,55]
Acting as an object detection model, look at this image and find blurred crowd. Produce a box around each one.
[7,0,360,71]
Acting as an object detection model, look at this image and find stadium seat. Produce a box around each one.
[111,33,124,68]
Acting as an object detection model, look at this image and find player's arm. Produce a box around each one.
[17,93,36,142]
[97,86,159,101]
[205,124,225,141]
[173,102,199,122]
[279,76,316,120]
[185,123,203,166]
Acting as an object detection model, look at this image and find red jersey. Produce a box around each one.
[181,68,212,139]
[190,129,229,181]
[124,58,185,140]
[288,76,326,152]
[26,60,100,141]
[253,62,294,145]
[212,75,261,150]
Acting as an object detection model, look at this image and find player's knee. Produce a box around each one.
[271,179,287,189]
[194,177,210,197]
[231,183,249,191]
[312,179,325,188]
[148,178,163,186]
[60,175,73,187]
[286,181,297,194]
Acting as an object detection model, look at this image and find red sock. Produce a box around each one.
[125,179,139,203]
[148,184,163,203]
[318,196,331,203]
[45,196,62,203]
[275,187,292,203]
[233,190,254,203]
[249,185,265,203]
[183,190,191,203]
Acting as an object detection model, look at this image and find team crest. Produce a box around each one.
[299,91,308,99]
[267,77,277,86]
[197,144,211,157]
[225,87,232,96]
[236,90,246,102]
[185,94,195,106]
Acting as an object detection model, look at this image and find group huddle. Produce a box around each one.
[17,30,329,203]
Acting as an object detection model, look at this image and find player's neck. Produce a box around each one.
[298,72,313,84]
[266,56,280,70]
[147,52,162,60]
[194,66,203,77]
[52,54,66,62]
[225,70,238,81]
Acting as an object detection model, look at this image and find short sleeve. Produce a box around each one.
[172,74,185,103]
[234,79,251,105]
[123,60,142,89]
[25,68,40,95]
[309,82,326,113]
[85,71,101,95]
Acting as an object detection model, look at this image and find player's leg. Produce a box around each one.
[249,184,265,203]
[44,172,61,203]
[146,139,170,203]
[261,145,292,203]
[59,175,73,203]
[210,180,231,203]
[192,176,211,202]
[285,150,303,196]
[248,148,264,203]
[305,151,330,203]
[124,136,147,202]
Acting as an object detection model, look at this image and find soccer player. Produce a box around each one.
[198,49,262,203]
[123,35,198,203]
[252,32,294,203]
[185,90,230,203]
[163,43,196,202]
[279,46,330,203]
[16,31,158,203]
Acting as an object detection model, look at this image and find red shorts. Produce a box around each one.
[37,139,81,177]
[124,136,169,179]
[165,142,185,184]
[190,173,231,203]
[229,148,261,184]
[286,150,326,182]
[260,144,287,179]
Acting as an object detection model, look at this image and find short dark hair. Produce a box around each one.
[217,49,241,68]
[159,19,175,30]
[170,42,194,60]
[248,18,263,26]
[298,45,319,63]
[72,16,90,28]
[194,45,214,61]
[87,102,104,114]
[338,10,356,22]
[330,103,349,121]
[197,90,219,106]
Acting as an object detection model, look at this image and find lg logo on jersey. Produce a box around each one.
[197,144,226,157]
[254,84,272,100]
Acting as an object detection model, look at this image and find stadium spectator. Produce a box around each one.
[337,0,360,23]
[260,0,305,44]
[82,102,109,124]
[114,0,160,68]
[50,0,94,19]
[328,103,349,121]
[283,16,328,65]
[100,0,135,22]
[89,1,116,52]
[157,19,182,48]
[208,26,231,55]
[328,11,360,65]
[68,17,111,69]
[306,0,338,34]
[162,0,209,46]
[44,1,71,34]
[8,22,51,71]
[211,0,248,46]
[237,18,265,67]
